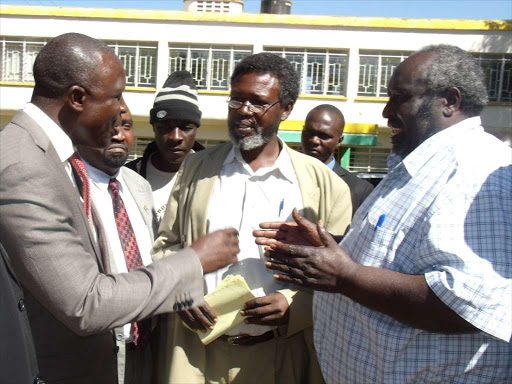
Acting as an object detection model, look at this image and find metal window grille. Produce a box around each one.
[348,147,391,173]
[264,47,348,96]
[474,54,512,102]
[358,51,410,97]
[0,37,47,83]
[168,45,252,91]
[106,41,157,88]
[130,137,154,160]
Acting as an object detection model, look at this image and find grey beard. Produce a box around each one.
[229,125,274,151]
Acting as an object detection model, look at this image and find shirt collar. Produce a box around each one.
[23,102,75,163]
[223,137,297,183]
[81,155,122,192]
[327,157,336,170]
[390,116,482,176]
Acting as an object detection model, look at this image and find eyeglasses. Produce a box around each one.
[227,98,281,115]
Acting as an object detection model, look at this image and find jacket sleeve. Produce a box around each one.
[0,130,204,337]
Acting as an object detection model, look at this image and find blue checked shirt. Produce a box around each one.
[313,117,512,384]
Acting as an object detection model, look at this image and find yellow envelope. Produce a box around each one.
[185,274,255,345]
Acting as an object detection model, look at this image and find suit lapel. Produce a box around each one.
[188,143,232,240]
[123,171,153,236]
[12,111,104,270]
[286,146,320,223]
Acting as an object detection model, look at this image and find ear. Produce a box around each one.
[68,85,87,113]
[337,134,344,149]
[442,87,462,118]
[280,101,294,121]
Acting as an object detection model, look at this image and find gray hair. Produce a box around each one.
[416,44,488,116]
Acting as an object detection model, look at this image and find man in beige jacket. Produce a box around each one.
[153,52,352,384]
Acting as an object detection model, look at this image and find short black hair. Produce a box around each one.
[306,104,345,136]
[33,33,114,98]
[230,52,299,106]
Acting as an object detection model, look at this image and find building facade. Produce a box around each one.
[1,5,510,181]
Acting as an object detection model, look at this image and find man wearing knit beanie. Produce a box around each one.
[126,70,204,221]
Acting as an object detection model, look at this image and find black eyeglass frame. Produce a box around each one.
[226,98,281,116]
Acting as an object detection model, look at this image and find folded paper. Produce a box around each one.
[184,274,256,345]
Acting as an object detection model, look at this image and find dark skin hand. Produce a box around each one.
[241,292,289,326]
[190,228,240,275]
[254,208,323,247]
[179,303,217,332]
[258,212,478,334]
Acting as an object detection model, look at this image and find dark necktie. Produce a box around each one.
[108,178,150,348]
[69,153,95,234]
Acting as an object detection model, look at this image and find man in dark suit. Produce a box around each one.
[0,243,41,384]
[301,104,374,216]
[0,32,239,384]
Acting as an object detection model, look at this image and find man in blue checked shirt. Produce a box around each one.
[256,44,512,384]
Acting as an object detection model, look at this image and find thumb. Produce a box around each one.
[317,220,336,247]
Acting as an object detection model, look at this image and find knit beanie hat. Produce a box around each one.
[149,70,202,127]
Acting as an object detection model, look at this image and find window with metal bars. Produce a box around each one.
[473,53,512,102]
[358,51,410,98]
[348,147,391,174]
[105,41,157,88]
[264,47,349,96]
[0,37,47,83]
[168,45,252,91]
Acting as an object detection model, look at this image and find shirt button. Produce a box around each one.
[116,334,123,341]
[18,299,25,312]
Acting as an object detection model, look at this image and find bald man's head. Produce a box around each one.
[301,104,345,164]
[33,33,113,99]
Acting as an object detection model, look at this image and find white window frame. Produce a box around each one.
[168,44,252,91]
[264,47,349,96]
[106,41,157,88]
[348,147,391,174]
[0,37,47,83]
[473,53,512,103]
[358,51,410,97]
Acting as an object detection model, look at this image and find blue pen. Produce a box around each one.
[374,214,386,231]
[278,199,284,217]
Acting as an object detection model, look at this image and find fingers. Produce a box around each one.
[179,306,216,332]
[317,220,336,247]
[258,221,291,230]
[240,293,289,325]
[222,227,239,237]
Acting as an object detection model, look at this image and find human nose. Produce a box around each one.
[112,123,126,142]
[168,127,184,142]
[310,135,321,145]
[238,101,255,115]
[382,100,393,119]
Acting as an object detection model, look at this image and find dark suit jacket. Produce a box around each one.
[332,162,374,217]
[0,243,39,384]
[0,111,204,383]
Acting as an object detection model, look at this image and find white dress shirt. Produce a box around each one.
[314,117,512,384]
[207,140,304,336]
[83,161,154,341]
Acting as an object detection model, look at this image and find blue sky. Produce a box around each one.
[3,0,512,20]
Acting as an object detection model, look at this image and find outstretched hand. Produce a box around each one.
[178,303,217,332]
[254,208,323,247]
[264,220,359,293]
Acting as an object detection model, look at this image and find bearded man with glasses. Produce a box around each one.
[153,52,353,384]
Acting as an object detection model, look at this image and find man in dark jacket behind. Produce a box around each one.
[126,71,204,221]
[301,104,374,216]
